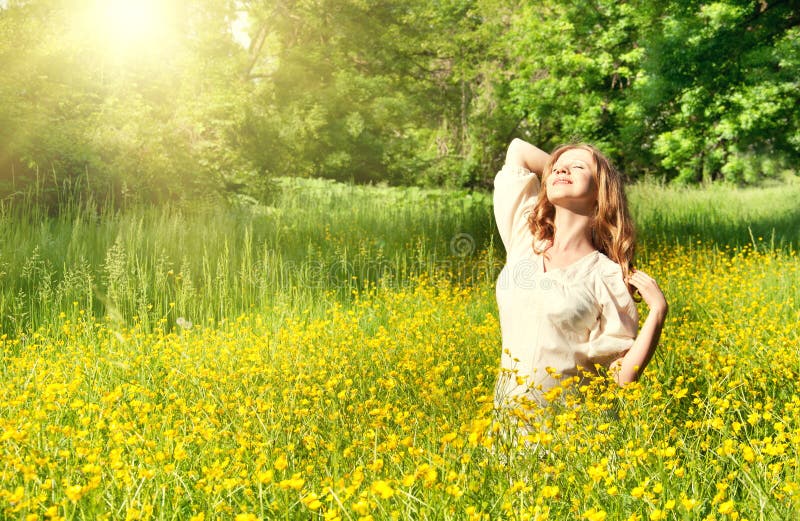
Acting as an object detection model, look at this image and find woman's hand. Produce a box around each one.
[627,270,668,320]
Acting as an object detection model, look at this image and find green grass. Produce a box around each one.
[0,177,497,335]
[2,178,800,336]
[630,180,800,251]
[1,177,799,519]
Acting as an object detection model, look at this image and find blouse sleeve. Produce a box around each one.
[493,164,540,256]
[587,268,639,361]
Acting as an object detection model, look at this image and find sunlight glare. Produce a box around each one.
[96,0,168,51]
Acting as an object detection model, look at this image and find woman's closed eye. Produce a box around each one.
[552,163,585,173]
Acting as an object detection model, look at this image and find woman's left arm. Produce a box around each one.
[612,270,668,386]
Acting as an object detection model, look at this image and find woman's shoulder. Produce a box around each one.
[593,252,627,283]
[591,253,636,305]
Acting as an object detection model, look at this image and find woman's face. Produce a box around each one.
[545,148,598,210]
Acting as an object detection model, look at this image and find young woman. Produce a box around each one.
[493,138,668,410]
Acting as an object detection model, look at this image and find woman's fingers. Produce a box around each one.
[627,270,668,316]
[627,270,656,287]
[627,271,658,293]
[628,269,652,282]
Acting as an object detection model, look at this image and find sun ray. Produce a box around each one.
[87,0,173,56]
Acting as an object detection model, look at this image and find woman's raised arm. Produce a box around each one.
[493,139,548,255]
[505,138,551,174]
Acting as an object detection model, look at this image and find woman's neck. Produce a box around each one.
[550,207,595,253]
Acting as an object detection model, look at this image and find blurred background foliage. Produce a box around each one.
[1,0,799,208]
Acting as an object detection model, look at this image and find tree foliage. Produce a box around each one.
[482,0,800,184]
[0,0,256,205]
[631,0,800,182]
[1,0,798,208]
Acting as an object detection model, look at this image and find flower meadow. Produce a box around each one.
[1,179,800,520]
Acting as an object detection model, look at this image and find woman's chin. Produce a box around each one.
[546,191,596,212]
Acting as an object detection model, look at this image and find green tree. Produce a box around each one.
[3,0,799,202]
[623,0,800,182]
[461,0,645,183]
[238,0,500,186]
[0,0,259,207]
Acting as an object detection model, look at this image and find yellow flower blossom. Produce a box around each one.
[583,508,607,521]
[718,500,735,515]
[370,480,394,499]
[64,485,84,502]
[273,455,288,471]
[0,234,798,519]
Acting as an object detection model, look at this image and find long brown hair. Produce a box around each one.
[528,144,637,290]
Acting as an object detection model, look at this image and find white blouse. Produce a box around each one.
[493,163,638,407]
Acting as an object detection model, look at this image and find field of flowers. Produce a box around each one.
[1,179,799,520]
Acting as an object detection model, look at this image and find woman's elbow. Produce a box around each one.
[505,138,528,167]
